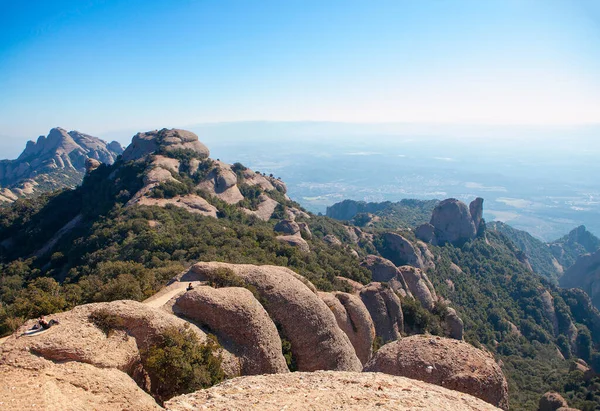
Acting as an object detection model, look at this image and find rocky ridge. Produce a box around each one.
[0,260,510,410]
[0,127,123,203]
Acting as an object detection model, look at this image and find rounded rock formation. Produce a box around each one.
[173,287,289,375]
[538,392,569,411]
[189,262,362,372]
[398,266,438,311]
[274,219,301,236]
[359,283,404,343]
[360,255,398,282]
[363,335,509,410]
[381,232,425,268]
[319,291,376,365]
[429,198,478,245]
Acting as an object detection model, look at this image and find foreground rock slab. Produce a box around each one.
[165,371,502,411]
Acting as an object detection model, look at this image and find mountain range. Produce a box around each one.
[0,127,123,203]
[0,128,599,410]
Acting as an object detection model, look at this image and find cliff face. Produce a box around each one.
[560,248,600,310]
[0,127,123,203]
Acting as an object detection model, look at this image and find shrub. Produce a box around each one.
[89,308,125,335]
[142,326,224,402]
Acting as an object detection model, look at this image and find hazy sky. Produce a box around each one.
[1,0,599,142]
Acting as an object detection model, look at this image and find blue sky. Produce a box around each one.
[1,0,599,147]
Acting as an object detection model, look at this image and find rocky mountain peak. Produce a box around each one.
[122,128,209,162]
[0,127,123,203]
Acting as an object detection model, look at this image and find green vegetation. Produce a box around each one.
[488,221,561,280]
[400,296,446,336]
[326,199,438,229]
[142,326,224,402]
[88,308,126,335]
[0,157,370,336]
[549,225,600,269]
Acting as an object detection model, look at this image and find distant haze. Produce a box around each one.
[1,0,599,139]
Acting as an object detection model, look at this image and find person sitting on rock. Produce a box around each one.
[37,315,60,330]
[186,282,194,291]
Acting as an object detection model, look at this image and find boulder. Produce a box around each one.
[165,371,503,411]
[381,232,424,268]
[445,307,464,340]
[359,283,403,343]
[319,292,376,365]
[274,219,300,235]
[360,255,398,282]
[364,335,509,410]
[429,198,478,245]
[398,266,438,311]
[415,223,435,243]
[538,392,569,411]
[85,157,101,174]
[189,262,362,372]
[297,222,312,239]
[173,287,289,375]
[276,234,310,253]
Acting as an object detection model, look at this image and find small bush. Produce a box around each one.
[142,326,224,402]
[89,308,125,335]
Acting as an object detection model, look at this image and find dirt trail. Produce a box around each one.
[143,281,202,308]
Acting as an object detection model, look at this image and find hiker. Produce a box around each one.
[37,315,60,330]
[186,282,194,291]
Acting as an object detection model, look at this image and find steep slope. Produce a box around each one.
[488,221,563,280]
[549,225,600,269]
[0,127,123,203]
[560,248,600,310]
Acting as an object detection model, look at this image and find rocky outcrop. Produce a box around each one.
[417,198,484,245]
[364,335,509,410]
[323,234,342,246]
[360,255,399,282]
[165,371,503,411]
[470,197,484,233]
[540,290,559,335]
[136,194,218,217]
[538,392,569,411]
[380,232,424,268]
[173,287,289,375]
[445,307,464,340]
[0,127,122,201]
[122,128,209,162]
[189,262,362,372]
[319,292,376,365]
[359,283,404,343]
[398,266,438,311]
[276,234,310,253]
[85,157,102,174]
[274,219,300,235]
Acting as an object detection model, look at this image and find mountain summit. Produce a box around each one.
[0,127,123,203]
